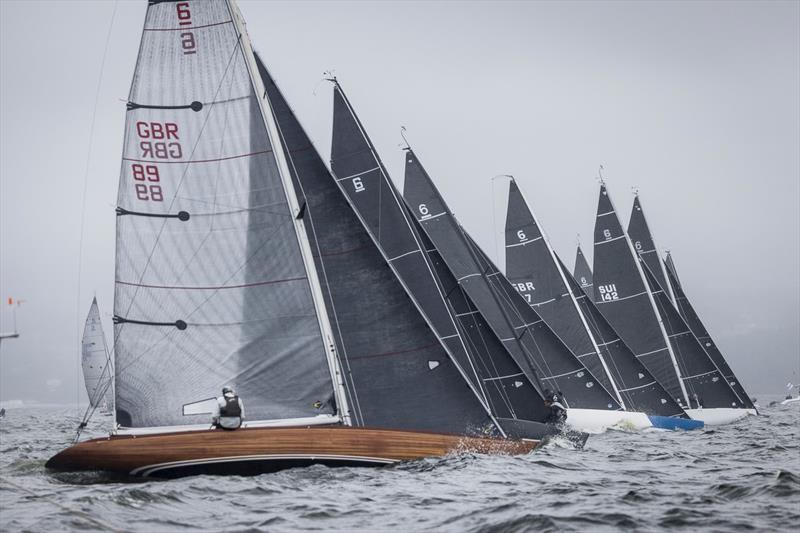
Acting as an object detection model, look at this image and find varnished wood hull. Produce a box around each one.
[46,425,539,478]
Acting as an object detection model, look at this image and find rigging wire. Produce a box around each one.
[73,0,118,434]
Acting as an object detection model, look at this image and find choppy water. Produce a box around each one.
[1,400,798,532]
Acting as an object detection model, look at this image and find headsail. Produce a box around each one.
[504,180,619,400]
[82,298,113,411]
[640,260,744,409]
[627,194,674,302]
[328,81,506,433]
[114,0,336,428]
[592,183,689,406]
[574,244,594,300]
[403,150,621,411]
[663,253,754,409]
[258,59,494,433]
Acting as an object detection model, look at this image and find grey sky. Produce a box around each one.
[1,0,797,404]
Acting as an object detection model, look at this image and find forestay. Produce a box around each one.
[664,253,754,409]
[82,298,114,410]
[258,58,494,434]
[403,151,620,411]
[114,0,335,428]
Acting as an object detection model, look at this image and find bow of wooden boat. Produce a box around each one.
[46,425,539,477]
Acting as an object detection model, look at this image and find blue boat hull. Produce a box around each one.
[647,415,704,430]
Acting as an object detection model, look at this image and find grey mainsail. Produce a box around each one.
[663,253,754,409]
[82,298,113,411]
[258,59,495,433]
[114,0,336,428]
[403,150,621,411]
[328,80,530,432]
[504,180,618,399]
[640,260,744,409]
[628,194,674,302]
[592,183,689,406]
[415,220,551,425]
[574,244,594,300]
[556,256,687,417]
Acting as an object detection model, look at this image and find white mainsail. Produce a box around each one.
[113,0,344,430]
[81,297,113,412]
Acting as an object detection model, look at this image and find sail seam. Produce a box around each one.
[144,20,233,32]
[506,236,543,248]
[617,380,658,392]
[594,290,648,304]
[595,235,625,245]
[122,148,272,165]
[334,166,380,182]
[115,276,307,290]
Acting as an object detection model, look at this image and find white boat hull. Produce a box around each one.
[781,397,800,405]
[565,409,653,433]
[684,408,756,425]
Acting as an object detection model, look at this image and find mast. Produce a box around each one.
[507,179,625,408]
[597,182,692,407]
[228,0,350,424]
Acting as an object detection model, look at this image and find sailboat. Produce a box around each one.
[328,80,560,441]
[503,179,701,430]
[573,244,594,300]
[592,182,752,424]
[628,194,755,417]
[663,251,755,410]
[46,0,537,478]
[81,298,114,415]
[401,149,627,434]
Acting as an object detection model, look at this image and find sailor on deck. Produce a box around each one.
[543,389,567,425]
[213,386,244,430]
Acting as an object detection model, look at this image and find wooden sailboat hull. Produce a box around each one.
[46,425,538,478]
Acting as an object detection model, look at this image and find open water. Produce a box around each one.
[1,400,798,532]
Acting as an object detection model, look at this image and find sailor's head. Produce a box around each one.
[222,386,235,398]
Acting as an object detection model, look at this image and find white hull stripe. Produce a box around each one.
[131,454,398,477]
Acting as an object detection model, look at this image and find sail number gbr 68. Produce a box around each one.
[131,121,183,202]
